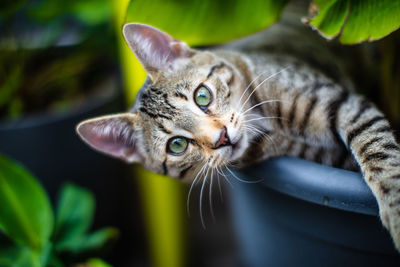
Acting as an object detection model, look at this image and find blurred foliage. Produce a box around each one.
[28,0,110,26]
[0,0,117,121]
[307,0,400,44]
[0,155,53,254]
[0,45,114,120]
[0,0,111,26]
[124,0,400,46]
[125,0,289,46]
[81,258,113,267]
[0,154,117,267]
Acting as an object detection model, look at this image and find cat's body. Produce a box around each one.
[76,23,400,250]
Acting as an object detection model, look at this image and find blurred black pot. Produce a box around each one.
[229,156,400,267]
[0,76,146,266]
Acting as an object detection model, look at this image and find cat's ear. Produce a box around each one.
[122,23,192,77]
[76,113,143,163]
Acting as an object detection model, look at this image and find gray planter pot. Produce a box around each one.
[229,156,400,267]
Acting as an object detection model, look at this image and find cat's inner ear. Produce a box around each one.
[122,23,192,76]
[76,114,142,163]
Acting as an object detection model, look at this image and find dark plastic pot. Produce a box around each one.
[0,77,145,266]
[229,156,400,267]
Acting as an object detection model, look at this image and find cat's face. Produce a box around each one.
[76,23,250,181]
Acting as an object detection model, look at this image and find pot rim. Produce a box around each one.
[235,156,378,216]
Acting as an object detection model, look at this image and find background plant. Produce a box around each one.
[0,154,118,267]
[0,0,117,120]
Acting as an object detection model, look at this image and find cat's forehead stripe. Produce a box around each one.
[138,85,179,120]
[207,62,226,78]
[158,123,172,134]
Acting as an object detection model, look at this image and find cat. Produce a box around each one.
[76,23,400,250]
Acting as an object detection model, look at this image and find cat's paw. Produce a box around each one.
[380,205,400,251]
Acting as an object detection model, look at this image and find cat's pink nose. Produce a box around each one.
[214,126,231,149]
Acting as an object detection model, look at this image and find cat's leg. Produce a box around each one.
[334,92,400,250]
[272,82,400,250]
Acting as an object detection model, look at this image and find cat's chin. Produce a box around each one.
[230,134,247,161]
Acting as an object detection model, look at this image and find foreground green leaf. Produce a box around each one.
[125,0,289,46]
[53,183,95,251]
[0,155,54,251]
[308,0,400,44]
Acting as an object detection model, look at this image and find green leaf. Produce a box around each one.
[0,155,54,251]
[312,0,332,9]
[70,0,111,26]
[28,0,110,26]
[53,183,95,251]
[48,254,64,267]
[0,66,22,108]
[308,0,400,44]
[125,0,289,46]
[38,242,53,267]
[308,0,349,39]
[63,228,119,253]
[86,258,113,267]
[0,244,41,267]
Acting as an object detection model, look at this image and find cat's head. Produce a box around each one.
[76,23,251,181]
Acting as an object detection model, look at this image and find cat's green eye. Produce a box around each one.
[194,85,212,108]
[167,137,188,155]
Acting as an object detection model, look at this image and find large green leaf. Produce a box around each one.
[309,0,400,44]
[0,155,54,251]
[53,183,95,251]
[125,0,289,46]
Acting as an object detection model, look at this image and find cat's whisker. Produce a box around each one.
[243,125,266,137]
[244,124,278,153]
[218,166,234,188]
[226,160,240,168]
[244,113,261,118]
[216,167,224,202]
[200,166,211,229]
[243,127,263,140]
[226,166,263,184]
[244,116,288,123]
[237,70,272,107]
[187,163,207,216]
[241,99,287,115]
[243,128,258,136]
[239,67,291,113]
[209,168,216,223]
[216,165,224,177]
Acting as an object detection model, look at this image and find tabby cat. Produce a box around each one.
[76,23,400,250]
